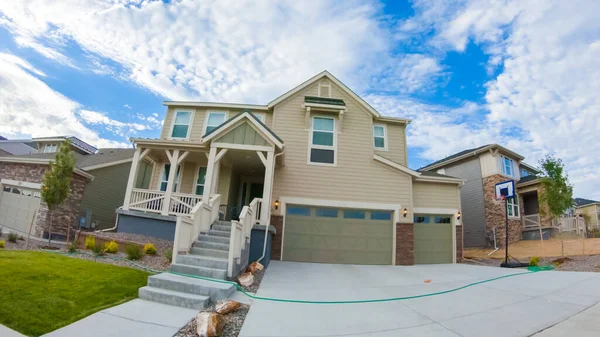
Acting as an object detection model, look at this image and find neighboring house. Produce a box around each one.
[0,138,38,155]
[0,137,135,239]
[574,198,600,228]
[119,70,464,275]
[419,144,547,248]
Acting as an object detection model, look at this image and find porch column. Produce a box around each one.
[260,150,275,225]
[202,146,218,202]
[122,147,141,210]
[161,149,180,215]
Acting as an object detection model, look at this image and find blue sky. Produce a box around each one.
[0,0,598,199]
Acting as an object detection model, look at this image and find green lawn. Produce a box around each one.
[0,251,150,336]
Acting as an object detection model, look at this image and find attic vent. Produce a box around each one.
[318,79,331,98]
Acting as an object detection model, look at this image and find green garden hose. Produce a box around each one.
[41,249,553,304]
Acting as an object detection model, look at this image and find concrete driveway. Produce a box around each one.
[239,262,600,337]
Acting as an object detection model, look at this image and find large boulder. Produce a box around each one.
[215,300,241,315]
[246,261,264,274]
[238,272,254,287]
[196,312,224,337]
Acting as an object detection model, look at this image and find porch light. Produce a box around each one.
[403,208,408,217]
[457,211,461,220]
[274,200,280,210]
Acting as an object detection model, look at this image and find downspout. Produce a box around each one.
[97,209,120,232]
[257,148,284,263]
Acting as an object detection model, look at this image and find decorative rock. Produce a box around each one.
[215,300,241,315]
[246,261,264,274]
[196,312,224,337]
[238,272,254,287]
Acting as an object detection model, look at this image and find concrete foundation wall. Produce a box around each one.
[116,210,176,240]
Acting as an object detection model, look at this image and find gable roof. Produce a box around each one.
[4,148,134,171]
[419,144,526,171]
[268,70,381,118]
[574,197,600,208]
[373,154,463,184]
[202,110,284,149]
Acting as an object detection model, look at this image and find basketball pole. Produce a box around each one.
[504,197,509,265]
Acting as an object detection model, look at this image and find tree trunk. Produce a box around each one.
[47,209,53,247]
[66,215,71,247]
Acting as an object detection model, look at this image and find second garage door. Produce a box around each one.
[414,214,453,264]
[0,185,41,235]
[283,205,393,265]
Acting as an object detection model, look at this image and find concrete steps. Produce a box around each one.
[147,273,235,301]
[138,286,210,310]
[176,254,228,269]
[190,247,229,258]
[193,241,230,251]
[197,234,230,244]
[171,263,228,279]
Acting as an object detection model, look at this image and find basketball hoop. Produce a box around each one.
[492,195,506,206]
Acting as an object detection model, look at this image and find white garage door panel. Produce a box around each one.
[0,186,41,234]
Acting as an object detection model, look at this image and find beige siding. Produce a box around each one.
[179,162,198,194]
[160,107,273,141]
[479,152,497,178]
[413,182,461,209]
[217,164,232,205]
[374,123,407,166]
[579,204,599,227]
[271,80,412,222]
[215,122,269,146]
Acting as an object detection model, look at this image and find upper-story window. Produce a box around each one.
[521,169,529,177]
[501,156,514,177]
[373,124,387,150]
[204,111,228,134]
[318,79,331,98]
[253,113,266,124]
[43,144,58,153]
[309,116,336,165]
[171,111,192,139]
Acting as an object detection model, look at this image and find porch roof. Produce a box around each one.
[202,110,284,149]
[516,175,542,187]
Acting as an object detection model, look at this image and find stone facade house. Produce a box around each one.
[419,144,549,248]
[0,136,135,239]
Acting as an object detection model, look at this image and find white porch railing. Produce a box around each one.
[128,188,165,212]
[227,198,262,277]
[169,192,203,216]
[522,214,541,229]
[172,194,222,263]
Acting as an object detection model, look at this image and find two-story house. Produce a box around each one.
[118,71,464,280]
[419,144,548,249]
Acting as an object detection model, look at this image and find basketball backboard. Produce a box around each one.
[494,180,515,199]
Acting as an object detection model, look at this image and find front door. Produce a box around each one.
[249,183,263,202]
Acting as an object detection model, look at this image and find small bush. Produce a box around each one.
[104,241,119,254]
[529,256,539,267]
[594,231,600,238]
[18,235,24,241]
[165,250,173,263]
[144,243,157,255]
[84,236,96,250]
[91,243,104,256]
[68,242,77,253]
[0,240,5,248]
[7,233,18,243]
[126,245,143,260]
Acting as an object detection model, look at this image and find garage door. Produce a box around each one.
[283,205,393,265]
[414,214,453,264]
[0,185,41,235]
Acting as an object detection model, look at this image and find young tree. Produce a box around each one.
[538,155,574,218]
[41,140,75,247]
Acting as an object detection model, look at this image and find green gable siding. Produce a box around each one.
[215,122,269,146]
[80,162,131,230]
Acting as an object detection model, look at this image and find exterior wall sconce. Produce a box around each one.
[457,211,461,220]
[403,208,408,217]
[274,200,280,210]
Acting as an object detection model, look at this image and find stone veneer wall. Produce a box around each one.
[483,174,523,246]
[395,223,414,265]
[456,225,463,262]
[0,162,88,239]
[270,215,284,260]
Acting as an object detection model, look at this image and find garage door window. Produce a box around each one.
[414,216,430,223]
[287,206,311,216]
[434,216,451,223]
[343,210,365,219]
[370,211,392,220]
[316,208,338,217]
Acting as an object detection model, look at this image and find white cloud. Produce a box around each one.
[123,104,131,109]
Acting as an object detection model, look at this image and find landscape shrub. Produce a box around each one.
[84,236,96,250]
[0,240,5,248]
[104,241,119,254]
[126,245,143,260]
[91,243,104,256]
[144,243,157,255]
[529,256,539,267]
[165,250,173,263]
[7,233,18,243]
[68,242,77,253]
[594,231,600,238]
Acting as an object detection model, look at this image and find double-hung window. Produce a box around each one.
[309,116,336,165]
[501,156,514,177]
[159,164,181,192]
[171,111,192,139]
[373,124,387,150]
[195,166,207,195]
[43,144,57,153]
[204,111,228,134]
[507,195,520,217]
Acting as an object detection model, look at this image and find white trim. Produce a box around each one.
[202,111,284,149]
[303,102,347,112]
[157,163,181,192]
[42,144,58,153]
[193,164,207,195]
[308,115,337,166]
[81,158,133,171]
[373,154,420,177]
[374,116,412,125]
[203,110,229,136]
[163,101,269,110]
[212,143,274,152]
[168,109,195,140]
[373,124,387,151]
[415,176,464,185]
[131,138,206,149]
[0,179,42,190]
[421,144,525,171]
[500,155,516,178]
[268,71,381,118]
[507,195,520,219]
[0,157,94,180]
[279,196,401,264]
[414,207,459,215]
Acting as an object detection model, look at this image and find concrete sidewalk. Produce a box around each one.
[535,302,600,336]
[42,299,197,337]
[0,324,27,337]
